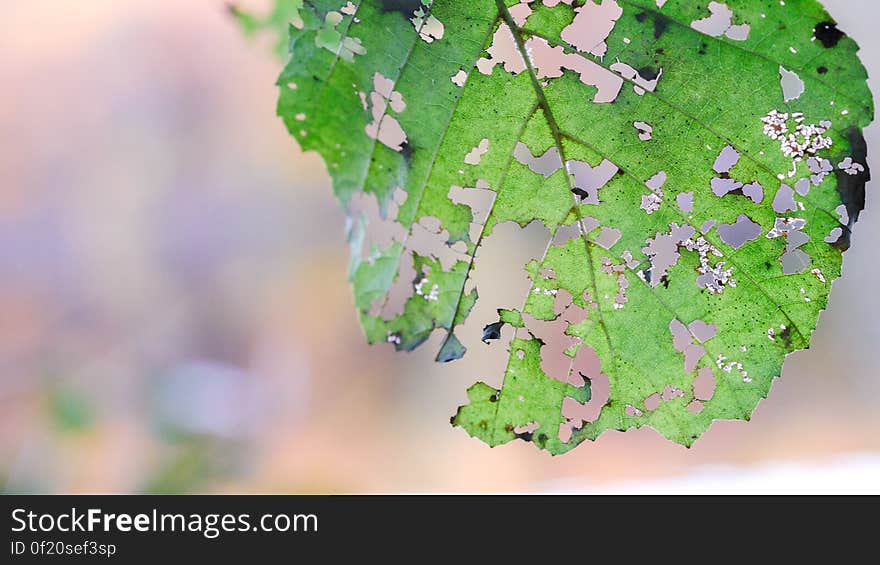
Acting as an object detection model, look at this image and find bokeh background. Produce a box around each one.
[2,0,879,494]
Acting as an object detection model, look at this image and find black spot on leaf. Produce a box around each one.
[530,335,546,347]
[377,0,422,16]
[833,127,870,251]
[817,66,828,74]
[830,231,850,252]
[778,325,792,348]
[814,21,845,48]
[654,14,670,39]
[638,66,660,81]
[481,321,504,344]
[399,141,415,164]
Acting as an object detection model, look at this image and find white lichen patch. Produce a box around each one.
[716,353,750,383]
[373,206,475,318]
[532,286,559,297]
[766,217,807,241]
[640,171,666,214]
[600,256,629,310]
[625,404,644,417]
[643,386,685,412]
[761,110,832,177]
[684,235,736,294]
[415,277,440,301]
[800,287,814,302]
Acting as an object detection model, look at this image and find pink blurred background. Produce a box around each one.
[1,0,878,493]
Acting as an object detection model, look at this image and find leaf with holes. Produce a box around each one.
[239,0,872,454]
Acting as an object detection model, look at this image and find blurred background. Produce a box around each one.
[1,0,878,494]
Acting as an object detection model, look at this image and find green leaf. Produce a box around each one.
[255,0,873,454]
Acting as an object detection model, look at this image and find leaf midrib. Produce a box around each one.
[496,0,621,379]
